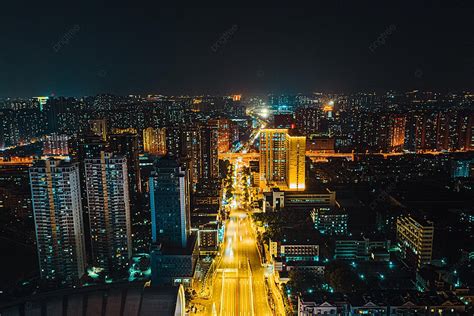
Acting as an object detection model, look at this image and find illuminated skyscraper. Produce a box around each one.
[85,152,132,274]
[260,129,288,185]
[143,127,167,156]
[260,128,306,191]
[286,133,306,190]
[29,159,86,284]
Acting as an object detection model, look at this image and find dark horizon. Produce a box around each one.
[1,2,473,98]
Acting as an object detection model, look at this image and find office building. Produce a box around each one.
[149,156,198,287]
[29,159,86,284]
[260,128,306,191]
[149,156,191,248]
[286,132,306,190]
[260,129,287,185]
[263,188,336,212]
[270,240,320,263]
[396,215,434,269]
[334,237,391,261]
[311,207,348,235]
[197,222,220,254]
[85,152,132,274]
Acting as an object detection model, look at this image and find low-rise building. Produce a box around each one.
[297,291,466,316]
[311,207,348,235]
[334,237,391,261]
[263,188,336,212]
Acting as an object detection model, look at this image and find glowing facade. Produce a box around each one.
[286,134,306,190]
[260,129,287,185]
[389,115,406,151]
[396,215,433,270]
[29,159,86,284]
[260,129,306,191]
[143,127,167,156]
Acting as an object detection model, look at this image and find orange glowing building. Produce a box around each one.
[143,127,167,156]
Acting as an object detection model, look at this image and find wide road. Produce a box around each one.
[205,156,272,316]
[210,209,272,316]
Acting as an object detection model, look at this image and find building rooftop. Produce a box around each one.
[0,283,185,316]
[153,232,198,255]
[300,290,466,309]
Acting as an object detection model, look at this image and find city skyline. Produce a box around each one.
[1,3,473,316]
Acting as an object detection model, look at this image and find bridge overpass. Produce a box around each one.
[218,151,449,164]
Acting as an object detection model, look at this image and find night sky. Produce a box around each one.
[0,2,473,97]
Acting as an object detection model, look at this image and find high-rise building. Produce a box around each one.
[42,134,70,156]
[165,126,183,158]
[85,152,132,274]
[199,124,219,180]
[260,128,306,191]
[286,132,306,190]
[29,159,86,284]
[149,156,198,287]
[150,156,191,248]
[209,118,231,154]
[396,215,434,270]
[181,127,201,190]
[389,115,406,151]
[260,129,288,185]
[109,133,142,195]
[143,127,167,156]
